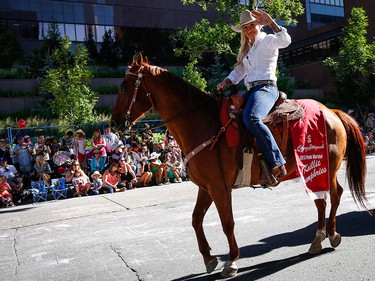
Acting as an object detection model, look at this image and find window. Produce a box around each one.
[65,23,75,41]
[76,24,86,42]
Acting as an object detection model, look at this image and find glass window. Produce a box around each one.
[96,25,105,42]
[74,3,85,23]
[76,24,86,42]
[65,24,76,41]
[64,3,74,22]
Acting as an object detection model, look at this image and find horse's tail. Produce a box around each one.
[332,109,370,212]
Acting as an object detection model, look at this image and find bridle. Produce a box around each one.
[123,66,155,127]
[122,65,213,130]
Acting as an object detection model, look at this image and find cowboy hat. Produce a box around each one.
[75,129,85,136]
[149,152,160,160]
[91,171,102,178]
[111,141,124,151]
[231,10,258,33]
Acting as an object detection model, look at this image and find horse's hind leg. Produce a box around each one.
[327,179,343,248]
[308,198,327,254]
[192,188,218,273]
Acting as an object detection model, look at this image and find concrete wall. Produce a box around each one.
[0,78,122,91]
[0,94,118,114]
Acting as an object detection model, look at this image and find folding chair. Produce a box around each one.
[31,181,48,203]
[51,178,68,200]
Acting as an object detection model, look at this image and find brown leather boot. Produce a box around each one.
[258,155,277,186]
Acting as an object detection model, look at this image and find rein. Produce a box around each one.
[124,66,228,166]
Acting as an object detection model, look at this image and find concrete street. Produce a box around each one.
[1,156,375,281]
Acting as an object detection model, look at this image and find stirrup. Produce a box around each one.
[258,154,277,186]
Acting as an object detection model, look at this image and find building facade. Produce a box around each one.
[281,0,375,96]
[0,0,219,54]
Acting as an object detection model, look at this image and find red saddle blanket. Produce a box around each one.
[286,99,330,200]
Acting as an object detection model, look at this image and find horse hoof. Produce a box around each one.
[308,231,326,255]
[308,243,322,255]
[329,232,342,248]
[205,257,218,274]
[220,261,238,278]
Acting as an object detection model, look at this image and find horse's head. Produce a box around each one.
[111,53,166,131]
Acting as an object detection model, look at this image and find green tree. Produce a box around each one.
[173,0,304,91]
[0,29,23,68]
[182,59,207,91]
[40,36,98,125]
[41,20,63,56]
[324,8,375,116]
[99,29,121,68]
[84,27,99,62]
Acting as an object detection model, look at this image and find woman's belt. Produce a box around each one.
[245,80,276,91]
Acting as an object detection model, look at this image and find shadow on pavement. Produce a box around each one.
[172,209,374,280]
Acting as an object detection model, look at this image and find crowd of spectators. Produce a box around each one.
[0,124,187,207]
[348,110,375,154]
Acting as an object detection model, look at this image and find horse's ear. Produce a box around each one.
[132,52,144,67]
[144,56,149,64]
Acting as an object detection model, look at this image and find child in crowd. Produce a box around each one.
[0,175,14,207]
[72,169,90,197]
[90,171,103,195]
[73,129,86,167]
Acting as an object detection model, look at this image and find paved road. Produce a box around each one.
[1,156,375,281]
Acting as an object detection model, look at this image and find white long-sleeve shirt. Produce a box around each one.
[227,27,291,85]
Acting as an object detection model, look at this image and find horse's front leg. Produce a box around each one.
[211,189,239,278]
[192,188,218,273]
[308,198,327,254]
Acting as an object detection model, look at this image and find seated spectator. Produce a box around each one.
[0,138,13,164]
[102,162,125,193]
[90,149,106,174]
[33,155,53,186]
[165,155,183,183]
[111,141,124,163]
[90,171,103,195]
[136,156,153,187]
[65,161,80,186]
[60,130,75,157]
[72,169,91,197]
[118,156,137,189]
[14,136,34,174]
[0,157,23,204]
[91,128,107,162]
[0,175,14,207]
[139,142,151,159]
[149,152,168,185]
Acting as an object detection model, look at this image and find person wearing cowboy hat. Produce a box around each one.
[73,129,86,167]
[90,171,102,195]
[217,9,291,184]
[149,152,169,185]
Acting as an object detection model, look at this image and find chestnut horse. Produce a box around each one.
[111,54,369,278]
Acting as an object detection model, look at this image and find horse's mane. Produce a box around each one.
[131,53,214,106]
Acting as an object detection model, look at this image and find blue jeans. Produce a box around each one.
[242,84,285,169]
